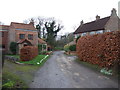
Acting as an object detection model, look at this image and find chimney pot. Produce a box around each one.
[96,15,100,20]
[80,20,84,25]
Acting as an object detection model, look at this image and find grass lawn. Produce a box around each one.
[18,55,50,65]
[2,71,27,89]
[75,58,101,72]
[6,55,20,59]
[3,54,50,88]
[2,60,40,88]
[6,54,50,66]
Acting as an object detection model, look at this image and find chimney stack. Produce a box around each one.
[96,15,100,21]
[29,21,34,26]
[111,8,117,16]
[29,18,34,26]
[80,20,84,25]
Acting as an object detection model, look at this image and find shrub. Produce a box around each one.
[2,81,15,88]
[9,42,18,54]
[54,47,64,50]
[64,44,70,52]
[76,36,81,43]
[20,46,38,61]
[69,45,76,51]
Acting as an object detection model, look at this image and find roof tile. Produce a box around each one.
[38,38,47,44]
[0,25,9,30]
[11,22,36,30]
[74,16,110,34]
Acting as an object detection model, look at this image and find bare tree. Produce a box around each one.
[23,17,64,41]
[23,18,36,24]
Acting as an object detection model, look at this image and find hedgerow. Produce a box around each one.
[76,31,120,70]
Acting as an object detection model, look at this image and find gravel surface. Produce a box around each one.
[29,51,119,88]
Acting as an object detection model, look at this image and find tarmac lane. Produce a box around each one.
[29,51,119,88]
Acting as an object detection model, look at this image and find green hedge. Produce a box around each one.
[64,44,76,52]
[54,47,64,50]
[9,42,18,54]
[69,45,76,51]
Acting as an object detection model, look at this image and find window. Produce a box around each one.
[2,32,4,37]
[96,30,103,34]
[106,30,111,32]
[2,44,5,48]
[28,34,33,40]
[75,34,80,38]
[81,33,86,36]
[19,34,25,39]
[90,31,95,35]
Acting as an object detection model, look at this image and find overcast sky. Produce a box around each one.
[0,0,119,35]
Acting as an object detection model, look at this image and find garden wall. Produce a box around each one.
[20,46,38,61]
[76,31,120,69]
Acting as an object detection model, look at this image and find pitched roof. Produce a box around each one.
[38,38,47,44]
[17,39,32,45]
[74,16,110,34]
[0,25,9,30]
[10,22,36,30]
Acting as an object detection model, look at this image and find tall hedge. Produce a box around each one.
[20,46,38,61]
[76,31,120,69]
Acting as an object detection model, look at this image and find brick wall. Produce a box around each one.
[0,31,8,51]
[15,30,38,46]
[8,26,16,52]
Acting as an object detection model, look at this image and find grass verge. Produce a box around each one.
[6,55,19,59]
[3,54,50,88]
[76,58,120,79]
[6,54,50,66]
[2,60,40,89]
[2,71,27,89]
[18,55,50,65]
[75,58,101,72]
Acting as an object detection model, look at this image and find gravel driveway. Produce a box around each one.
[29,51,119,88]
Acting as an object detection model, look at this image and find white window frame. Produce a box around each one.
[96,30,103,34]
[89,31,96,35]
[75,34,80,38]
[81,33,87,36]
[106,30,111,32]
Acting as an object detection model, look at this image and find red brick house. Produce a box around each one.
[0,22,38,53]
[0,25,9,51]
[74,8,120,38]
